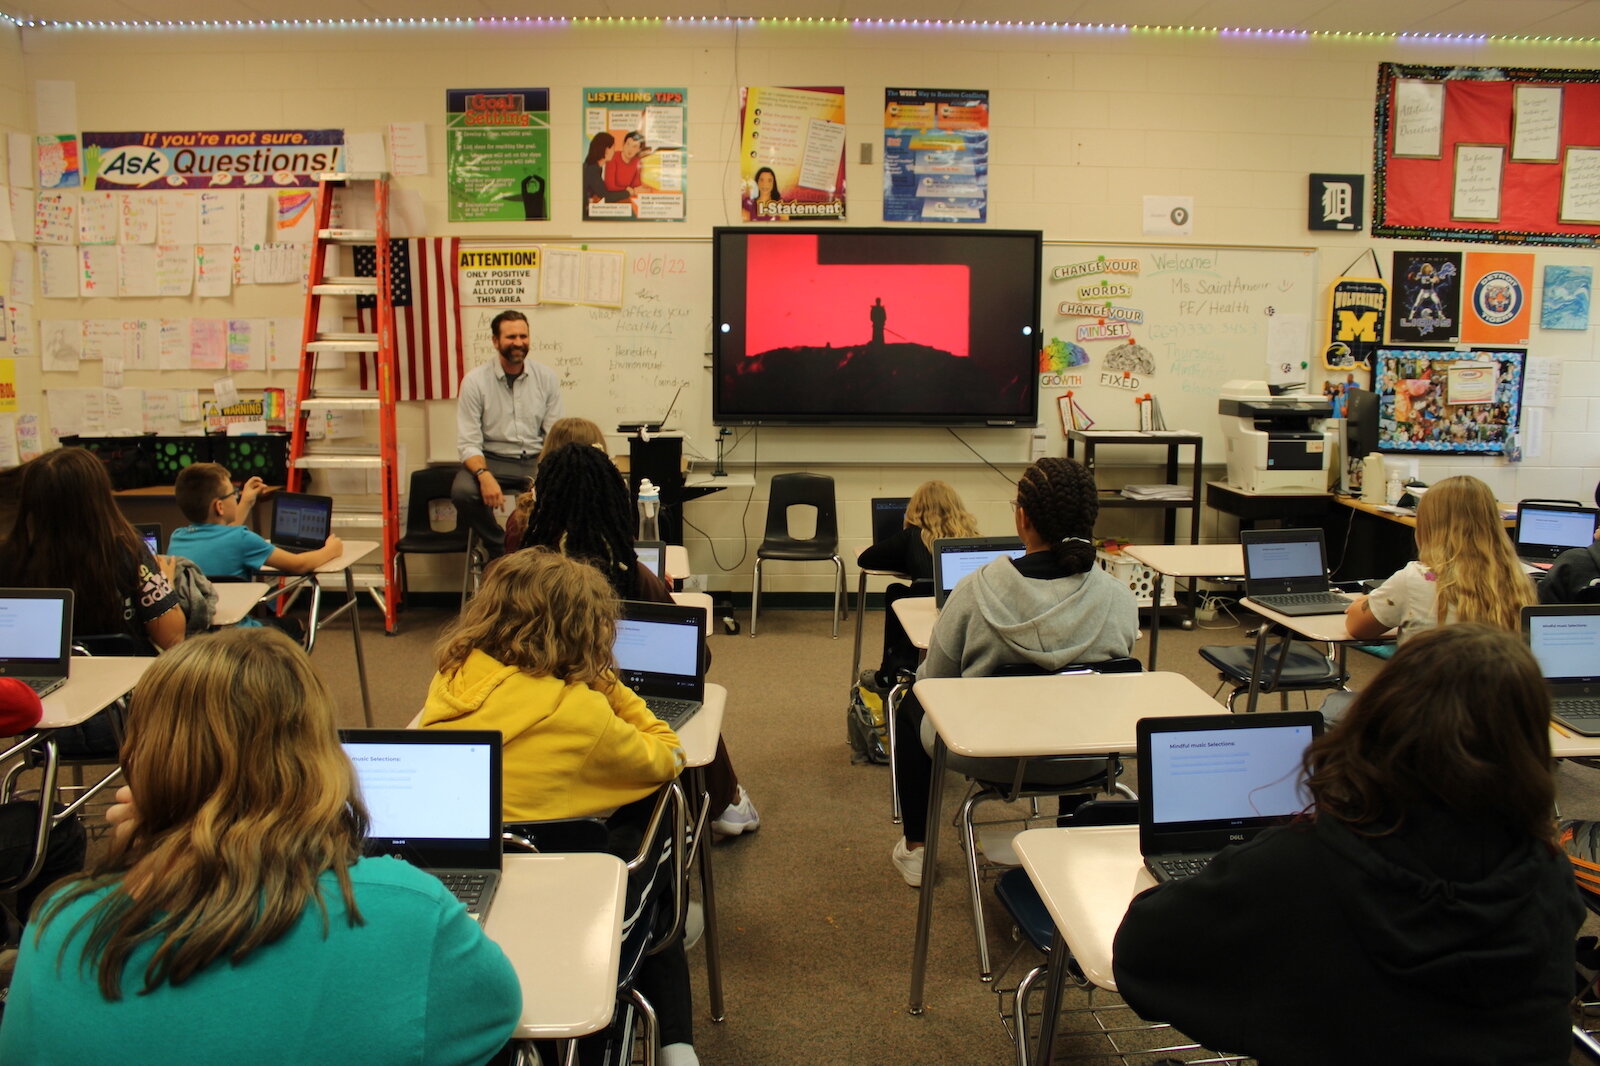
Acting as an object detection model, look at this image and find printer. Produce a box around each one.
[1219,380,1337,494]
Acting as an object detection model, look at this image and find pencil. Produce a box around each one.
[1551,719,1573,738]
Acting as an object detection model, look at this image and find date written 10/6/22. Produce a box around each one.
[634,255,688,276]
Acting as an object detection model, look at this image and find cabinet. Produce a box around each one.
[1066,430,1202,546]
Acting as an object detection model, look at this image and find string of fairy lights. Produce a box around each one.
[0,14,1597,44]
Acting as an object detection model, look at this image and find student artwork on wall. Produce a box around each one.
[882,88,989,223]
[1390,251,1461,344]
[1460,252,1533,345]
[738,86,847,222]
[580,88,687,222]
[1541,264,1592,329]
[36,135,79,190]
[1373,64,1600,245]
[1373,346,1525,455]
[446,88,551,223]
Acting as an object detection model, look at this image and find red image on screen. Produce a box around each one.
[744,234,970,358]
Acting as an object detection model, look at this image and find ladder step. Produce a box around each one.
[300,397,380,410]
[318,228,377,242]
[333,513,385,528]
[316,171,389,183]
[293,455,382,469]
[307,334,379,352]
[313,279,379,296]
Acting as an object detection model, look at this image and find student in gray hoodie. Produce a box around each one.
[890,457,1138,887]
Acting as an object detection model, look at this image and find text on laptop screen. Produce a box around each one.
[1527,615,1600,680]
[1148,724,1314,825]
[615,616,700,677]
[275,498,330,541]
[940,547,1026,592]
[344,740,494,841]
[1520,508,1598,551]
[0,596,67,661]
[1245,539,1323,582]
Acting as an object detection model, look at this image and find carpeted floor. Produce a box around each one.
[295,594,1600,1065]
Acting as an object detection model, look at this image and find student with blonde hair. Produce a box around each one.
[858,479,980,688]
[0,628,520,1065]
[422,548,702,1066]
[502,415,609,554]
[1345,474,1536,641]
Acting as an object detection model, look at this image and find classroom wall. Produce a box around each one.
[7,22,1599,593]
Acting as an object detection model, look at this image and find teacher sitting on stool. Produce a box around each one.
[453,309,564,555]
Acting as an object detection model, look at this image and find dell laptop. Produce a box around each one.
[931,537,1026,609]
[0,589,74,699]
[1138,711,1322,883]
[134,522,162,557]
[340,728,503,923]
[617,385,684,435]
[1522,604,1600,736]
[1240,528,1352,616]
[270,492,334,553]
[870,497,911,546]
[615,599,707,730]
[1515,503,1599,570]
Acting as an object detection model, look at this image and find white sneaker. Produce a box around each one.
[684,900,704,950]
[711,785,760,837]
[891,838,924,887]
[660,1043,700,1066]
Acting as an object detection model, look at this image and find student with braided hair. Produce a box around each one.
[889,456,1138,887]
[522,442,760,837]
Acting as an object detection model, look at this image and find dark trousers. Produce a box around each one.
[876,581,930,685]
[0,803,88,926]
[893,691,934,845]
[450,457,536,555]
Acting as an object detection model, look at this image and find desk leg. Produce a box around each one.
[689,765,726,1023]
[850,570,868,687]
[885,680,906,825]
[344,567,374,727]
[1146,573,1164,671]
[1033,925,1072,1066]
[1243,622,1272,714]
[304,577,324,654]
[908,738,946,1015]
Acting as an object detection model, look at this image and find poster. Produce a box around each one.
[581,87,687,221]
[1540,264,1592,330]
[457,245,540,307]
[0,358,16,413]
[738,86,846,222]
[81,130,343,190]
[36,135,79,190]
[1390,250,1461,344]
[446,88,551,223]
[1323,278,1388,369]
[1461,252,1533,345]
[882,88,988,223]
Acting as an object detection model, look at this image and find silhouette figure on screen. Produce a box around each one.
[504,173,547,221]
[870,297,887,348]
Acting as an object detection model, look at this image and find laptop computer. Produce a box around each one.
[0,589,74,699]
[133,522,162,557]
[340,728,503,923]
[270,492,334,552]
[615,599,706,730]
[1515,503,1599,570]
[1522,604,1600,736]
[1137,711,1322,884]
[1240,528,1352,616]
[617,385,684,435]
[931,536,1026,609]
[635,540,668,584]
[870,497,910,546]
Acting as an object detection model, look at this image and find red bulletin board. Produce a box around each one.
[1373,63,1600,246]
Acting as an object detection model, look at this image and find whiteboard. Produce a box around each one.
[1039,242,1318,458]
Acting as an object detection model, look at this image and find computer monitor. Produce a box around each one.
[1343,387,1379,459]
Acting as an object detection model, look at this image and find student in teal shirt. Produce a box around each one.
[167,462,344,579]
[0,628,520,1065]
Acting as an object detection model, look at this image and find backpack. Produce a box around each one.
[847,682,889,765]
[1543,542,1600,605]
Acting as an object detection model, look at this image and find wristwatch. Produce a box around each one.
[475,467,493,479]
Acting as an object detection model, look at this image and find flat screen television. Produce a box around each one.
[1373,346,1525,455]
[712,227,1042,426]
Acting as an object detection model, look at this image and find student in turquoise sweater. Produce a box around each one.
[167,462,343,578]
[0,628,520,1066]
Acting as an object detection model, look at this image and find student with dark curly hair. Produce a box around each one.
[889,457,1138,887]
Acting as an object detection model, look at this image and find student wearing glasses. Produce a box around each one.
[167,462,343,578]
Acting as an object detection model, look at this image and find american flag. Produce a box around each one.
[354,238,464,401]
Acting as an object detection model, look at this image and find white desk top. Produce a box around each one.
[1013,825,1149,991]
[665,545,690,581]
[684,472,756,491]
[677,682,725,769]
[669,590,710,628]
[1240,595,1360,642]
[914,672,1221,759]
[892,596,938,651]
[40,656,156,729]
[212,582,271,627]
[1120,544,1243,579]
[263,538,379,575]
[484,852,628,1040]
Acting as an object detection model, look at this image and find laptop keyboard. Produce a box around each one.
[1151,855,1213,882]
[1556,698,1600,721]
[1253,592,1351,613]
[435,872,490,915]
[22,677,65,698]
[648,697,700,729]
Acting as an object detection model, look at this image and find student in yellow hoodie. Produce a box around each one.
[420,547,701,1066]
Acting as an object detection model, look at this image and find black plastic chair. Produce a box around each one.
[750,473,845,638]
[393,465,475,612]
[1199,634,1347,712]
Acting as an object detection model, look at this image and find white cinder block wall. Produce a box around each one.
[3,21,1597,593]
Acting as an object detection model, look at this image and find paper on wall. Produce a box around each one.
[158,318,189,370]
[0,414,18,468]
[176,389,202,423]
[101,353,124,388]
[77,191,118,244]
[80,244,118,298]
[124,318,158,370]
[8,189,32,248]
[0,358,13,412]
[142,388,183,433]
[189,318,226,369]
[0,191,13,243]
[253,242,307,284]
[227,318,265,372]
[272,188,317,242]
[388,122,428,176]
[7,133,32,189]
[197,191,240,245]
[237,192,266,249]
[267,317,302,371]
[10,311,35,360]
[38,246,77,298]
[119,193,158,244]
[15,411,41,459]
[196,244,233,297]
[101,388,143,434]
[211,376,240,407]
[119,244,160,297]
[1522,356,1562,408]
[157,244,193,296]
[33,192,75,244]
[157,197,197,245]
[9,246,34,306]
[40,319,80,371]
[344,131,387,174]
[80,318,120,361]
[46,387,101,438]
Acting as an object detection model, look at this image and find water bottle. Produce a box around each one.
[637,478,661,542]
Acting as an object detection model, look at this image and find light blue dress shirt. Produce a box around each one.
[455,358,565,462]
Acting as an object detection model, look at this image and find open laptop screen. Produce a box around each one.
[1516,505,1599,561]
[271,492,333,549]
[1243,535,1324,582]
[614,603,703,700]
[0,590,73,666]
[635,541,667,583]
[1523,606,1600,683]
[871,497,910,546]
[1146,722,1313,827]
[340,729,501,869]
[932,537,1026,608]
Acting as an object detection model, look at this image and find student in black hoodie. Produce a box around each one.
[1113,624,1583,1066]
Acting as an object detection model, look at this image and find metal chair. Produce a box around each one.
[750,473,845,638]
[1199,629,1347,711]
[503,781,689,1066]
[930,658,1143,982]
